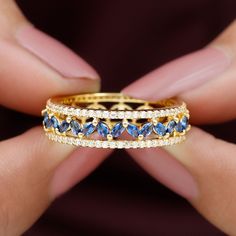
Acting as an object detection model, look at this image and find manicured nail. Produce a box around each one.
[16,25,98,79]
[122,47,231,100]
[129,148,198,199]
[49,147,111,199]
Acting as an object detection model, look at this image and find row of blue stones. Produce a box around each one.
[43,113,189,139]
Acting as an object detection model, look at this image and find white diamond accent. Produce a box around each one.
[102,111,109,118]
[45,132,186,149]
[45,101,189,120]
[118,111,125,119]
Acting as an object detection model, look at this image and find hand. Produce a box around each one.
[0,1,112,235]
[122,20,236,235]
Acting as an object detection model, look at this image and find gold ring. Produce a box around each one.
[42,93,191,149]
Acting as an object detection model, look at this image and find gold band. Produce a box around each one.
[42,93,190,148]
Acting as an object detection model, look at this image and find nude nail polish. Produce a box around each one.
[16,25,98,79]
[122,47,231,100]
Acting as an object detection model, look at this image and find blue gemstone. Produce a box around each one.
[51,116,59,129]
[167,120,176,134]
[43,114,52,129]
[58,121,69,133]
[181,116,189,129]
[82,122,96,136]
[139,122,153,137]
[97,121,110,137]
[43,112,47,120]
[70,120,81,135]
[175,121,184,132]
[111,122,125,138]
[154,122,167,136]
[175,116,189,132]
[127,123,139,138]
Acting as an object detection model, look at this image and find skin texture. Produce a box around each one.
[0,1,111,235]
[123,21,236,235]
[1,0,236,235]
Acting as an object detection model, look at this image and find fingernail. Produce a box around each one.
[122,47,231,100]
[130,148,198,199]
[15,25,99,79]
[49,147,110,199]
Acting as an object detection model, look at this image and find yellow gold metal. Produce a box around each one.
[107,134,113,141]
[42,92,191,149]
[138,134,144,141]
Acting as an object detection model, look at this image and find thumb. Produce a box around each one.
[163,127,236,235]
[122,20,236,235]
[0,1,112,235]
[0,0,100,115]
[0,127,111,236]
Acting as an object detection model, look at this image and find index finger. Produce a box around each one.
[0,0,100,115]
[122,21,236,124]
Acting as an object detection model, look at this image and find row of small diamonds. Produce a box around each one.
[46,133,185,148]
[46,102,188,119]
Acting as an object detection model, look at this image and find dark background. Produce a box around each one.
[0,0,235,235]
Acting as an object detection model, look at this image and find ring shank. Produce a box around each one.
[43,93,190,149]
[49,93,184,110]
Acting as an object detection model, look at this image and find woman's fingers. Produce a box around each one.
[163,128,236,235]
[0,127,112,236]
[126,147,198,199]
[127,128,236,235]
[122,21,236,124]
[0,0,99,115]
[122,20,236,234]
[0,2,112,235]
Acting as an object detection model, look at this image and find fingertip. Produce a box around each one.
[0,2,101,115]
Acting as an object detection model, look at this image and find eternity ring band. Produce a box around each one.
[42,93,191,149]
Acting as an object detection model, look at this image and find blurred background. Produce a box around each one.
[0,0,235,235]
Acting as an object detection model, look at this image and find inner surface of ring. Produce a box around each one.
[50,93,182,110]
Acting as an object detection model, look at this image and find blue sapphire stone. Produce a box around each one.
[43,114,52,129]
[154,122,167,136]
[167,120,176,134]
[82,122,96,136]
[181,116,189,129]
[97,121,110,137]
[175,121,184,132]
[111,122,125,138]
[127,123,139,138]
[139,122,153,137]
[58,121,69,133]
[51,116,59,129]
[175,116,189,132]
[43,112,48,121]
[70,120,81,135]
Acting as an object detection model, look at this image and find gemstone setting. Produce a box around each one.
[82,122,96,136]
[181,116,189,129]
[139,122,153,137]
[51,116,59,129]
[127,123,140,138]
[111,122,125,138]
[154,122,167,136]
[58,121,69,133]
[175,116,189,132]
[167,120,176,134]
[97,121,110,137]
[43,113,52,129]
[70,120,81,135]
[46,132,186,148]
